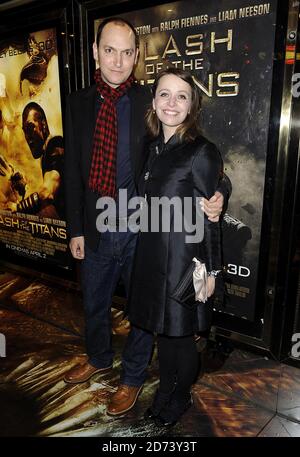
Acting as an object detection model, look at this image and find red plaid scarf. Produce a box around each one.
[89,69,135,197]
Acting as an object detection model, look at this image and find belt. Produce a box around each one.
[102,216,140,232]
[103,216,130,227]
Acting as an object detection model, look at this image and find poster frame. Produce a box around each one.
[79,0,299,358]
[0,0,80,282]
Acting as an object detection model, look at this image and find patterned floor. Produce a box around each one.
[1,269,300,437]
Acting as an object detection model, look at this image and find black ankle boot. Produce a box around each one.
[144,389,173,420]
[154,393,193,427]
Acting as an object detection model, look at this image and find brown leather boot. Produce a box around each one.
[63,362,112,384]
[106,384,143,415]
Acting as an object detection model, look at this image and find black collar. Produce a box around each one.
[150,132,182,154]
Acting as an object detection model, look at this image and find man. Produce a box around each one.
[21,102,64,218]
[64,17,230,416]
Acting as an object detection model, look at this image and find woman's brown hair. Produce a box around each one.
[145,67,202,142]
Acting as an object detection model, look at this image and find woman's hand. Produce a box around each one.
[207,276,215,298]
[201,191,224,222]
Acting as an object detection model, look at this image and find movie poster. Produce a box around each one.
[0,28,68,266]
[95,0,277,320]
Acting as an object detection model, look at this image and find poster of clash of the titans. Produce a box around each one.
[0,28,68,267]
[95,0,277,320]
[0,0,277,321]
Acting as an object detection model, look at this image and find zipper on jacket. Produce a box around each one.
[144,143,161,201]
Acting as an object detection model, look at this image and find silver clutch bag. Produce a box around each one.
[192,257,208,303]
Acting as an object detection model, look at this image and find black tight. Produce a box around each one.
[157,334,199,398]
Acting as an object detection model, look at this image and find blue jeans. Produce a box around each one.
[81,230,154,386]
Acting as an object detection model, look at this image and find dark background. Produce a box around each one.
[0,0,299,363]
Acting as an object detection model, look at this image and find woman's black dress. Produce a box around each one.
[128,134,223,337]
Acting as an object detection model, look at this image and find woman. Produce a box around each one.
[128,67,223,426]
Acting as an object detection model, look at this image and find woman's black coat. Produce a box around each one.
[128,134,223,337]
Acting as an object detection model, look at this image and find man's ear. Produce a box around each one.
[93,42,99,69]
